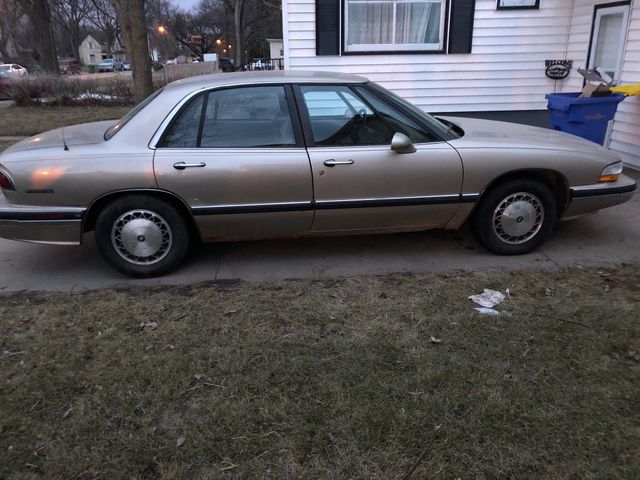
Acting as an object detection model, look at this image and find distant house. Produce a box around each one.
[78,34,127,66]
[266,38,284,59]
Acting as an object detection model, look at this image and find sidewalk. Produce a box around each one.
[0,136,27,141]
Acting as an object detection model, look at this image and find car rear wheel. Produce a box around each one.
[471,179,557,255]
[95,195,190,277]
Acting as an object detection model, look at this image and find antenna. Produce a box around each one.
[62,127,69,151]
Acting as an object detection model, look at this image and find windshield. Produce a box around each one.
[367,82,460,141]
[104,88,164,140]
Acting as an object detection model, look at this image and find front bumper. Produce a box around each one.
[0,189,85,245]
[564,174,637,219]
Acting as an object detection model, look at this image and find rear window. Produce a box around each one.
[104,88,164,140]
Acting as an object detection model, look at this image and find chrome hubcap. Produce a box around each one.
[111,210,172,265]
[492,192,544,245]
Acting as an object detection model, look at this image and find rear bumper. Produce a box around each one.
[0,190,85,245]
[564,174,637,219]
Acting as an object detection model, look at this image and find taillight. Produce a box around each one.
[0,168,14,190]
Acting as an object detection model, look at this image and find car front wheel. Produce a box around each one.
[95,195,191,277]
[471,179,557,255]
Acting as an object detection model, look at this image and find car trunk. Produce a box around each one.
[2,121,115,154]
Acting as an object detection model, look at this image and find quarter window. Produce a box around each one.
[345,0,446,52]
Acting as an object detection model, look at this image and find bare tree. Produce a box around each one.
[111,0,153,102]
[0,0,23,61]
[15,0,59,72]
[87,0,120,56]
[51,0,89,61]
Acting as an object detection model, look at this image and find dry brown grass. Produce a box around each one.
[0,140,15,151]
[1,265,639,479]
[0,105,130,137]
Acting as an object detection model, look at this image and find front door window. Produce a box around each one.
[589,3,630,84]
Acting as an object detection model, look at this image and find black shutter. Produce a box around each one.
[448,0,476,54]
[316,0,340,56]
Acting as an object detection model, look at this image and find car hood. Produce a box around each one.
[3,120,114,154]
[441,116,610,154]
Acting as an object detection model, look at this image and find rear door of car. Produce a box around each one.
[153,84,314,240]
[294,83,463,232]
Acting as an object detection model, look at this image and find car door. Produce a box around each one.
[153,84,314,241]
[296,84,463,232]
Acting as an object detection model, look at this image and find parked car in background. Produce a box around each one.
[0,70,9,99]
[59,58,81,75]
[0,63,27,79]
[122,62,131,71]
[98,58,123,72]
[248,58,273,71]
[0,71,635,277]
[218,57,234,72]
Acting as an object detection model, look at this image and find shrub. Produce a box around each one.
[7,74,137,107]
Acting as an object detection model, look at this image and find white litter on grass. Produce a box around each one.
[474,307,500,316]
[468,289,505,308]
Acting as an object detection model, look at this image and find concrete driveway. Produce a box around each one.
[0,171,638,292]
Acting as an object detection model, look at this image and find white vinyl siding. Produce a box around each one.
[562,1,640,169]
[285,0,575,112]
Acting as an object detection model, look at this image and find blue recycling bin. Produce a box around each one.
[545,92,625,145]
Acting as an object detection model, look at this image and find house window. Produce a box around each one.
[588,2,630,84]
[497,0,539,10]
[89,41,94,49]
[344,0,446,52]
[89,54,96,64]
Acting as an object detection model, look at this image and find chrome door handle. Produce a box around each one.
[173,162,206,170]
[324,159,354,167]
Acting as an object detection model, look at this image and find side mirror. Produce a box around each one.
[391,132,416,154]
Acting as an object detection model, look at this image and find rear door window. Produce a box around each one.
[158,86,297,148]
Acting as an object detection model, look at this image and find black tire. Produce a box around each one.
[471,179,557,255]
[95,195,190,277]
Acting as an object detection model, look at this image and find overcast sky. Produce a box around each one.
[172,0,200,11]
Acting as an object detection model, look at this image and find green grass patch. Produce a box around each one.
[1,266,639,478]
[0,105,130,137]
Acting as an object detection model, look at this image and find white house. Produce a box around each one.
[78,34,106,66]
[266,38,284,59]
[78,34,127,66]
[282,0,640,168]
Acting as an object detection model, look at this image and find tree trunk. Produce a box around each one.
[20,0,58,72]
[233,0,244,67]
[112,0,153,103]
[71,24,81,62]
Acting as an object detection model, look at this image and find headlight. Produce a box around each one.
[598,161,623,183]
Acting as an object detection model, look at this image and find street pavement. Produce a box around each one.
[0,170,638,292]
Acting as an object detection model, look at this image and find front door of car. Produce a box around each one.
[153,85,314,241]
[296,84,463,232]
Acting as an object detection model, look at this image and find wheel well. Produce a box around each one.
[82,190,201,241]
[475,169,570,218]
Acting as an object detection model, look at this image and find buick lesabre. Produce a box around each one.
[0,71,636,276]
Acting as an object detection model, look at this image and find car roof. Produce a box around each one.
[164,70,369,95]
